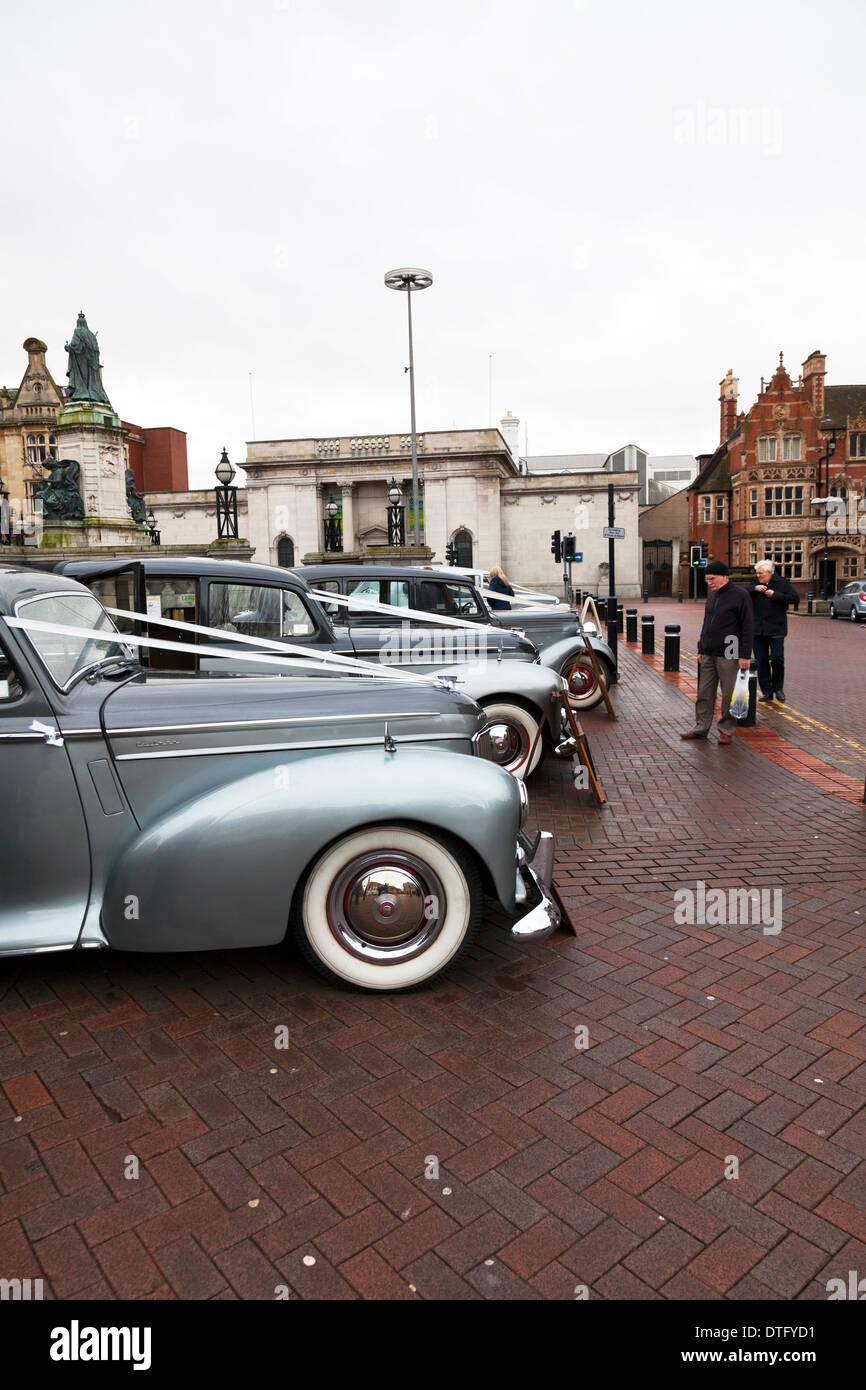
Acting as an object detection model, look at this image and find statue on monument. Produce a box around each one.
[33,459,85,521]
[65,311,111,404]
[125,468,148,525]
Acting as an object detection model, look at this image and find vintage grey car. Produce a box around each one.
[0,566,560,990]
[56,557,566,779]
[299,563,617,710]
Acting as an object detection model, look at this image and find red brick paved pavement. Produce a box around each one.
[1,636,864,1301]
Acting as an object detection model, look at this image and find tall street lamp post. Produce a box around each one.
[384,267,432,547]
[387,477,404,546]
[812,418,842,598]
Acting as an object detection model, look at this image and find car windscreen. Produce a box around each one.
[15,591,124,690]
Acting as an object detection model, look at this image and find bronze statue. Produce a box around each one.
[125,468,147,524]
[34,459,85,521]
[65,311,111,404]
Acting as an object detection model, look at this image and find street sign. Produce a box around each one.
[603,526,625,539]
[573,552,583,563]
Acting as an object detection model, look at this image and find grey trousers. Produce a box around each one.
[694,654,740,734]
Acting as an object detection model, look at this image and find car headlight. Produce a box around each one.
[517,778,528,829]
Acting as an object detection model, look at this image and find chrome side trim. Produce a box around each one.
[114,732,466,761]
[0,732,46,742]
[0,942,76,958]
[107,711,443,736]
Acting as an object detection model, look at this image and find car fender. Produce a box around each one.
[100,746,522,952]
[437,659,561,714]
[542,634,616,679]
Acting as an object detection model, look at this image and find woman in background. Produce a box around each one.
[487,566,515,610]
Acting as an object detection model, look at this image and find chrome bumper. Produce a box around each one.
[509,830,560,940]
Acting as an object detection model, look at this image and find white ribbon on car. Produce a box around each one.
[309,588,513,636]
[6,615,441,685]
[102,605,438,682]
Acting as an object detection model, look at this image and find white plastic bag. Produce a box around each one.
[729,668,750,719]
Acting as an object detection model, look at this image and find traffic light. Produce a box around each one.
[550,530,562,564]
[690,545,701,566]
[445,542,456,565]
[700,539,708,564]
[562,533,577,562]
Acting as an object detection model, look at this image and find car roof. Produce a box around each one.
[0,563,92,614]
[56,556,315,592]
[298,564,472,584]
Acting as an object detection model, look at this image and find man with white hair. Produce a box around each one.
[748,560,798,703]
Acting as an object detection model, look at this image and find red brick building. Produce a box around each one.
[125,425,189,493]
[687,352,866,597]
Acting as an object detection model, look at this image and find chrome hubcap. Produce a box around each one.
[326,852,447,963]
[487,719,528,768]
[566,663,596,698]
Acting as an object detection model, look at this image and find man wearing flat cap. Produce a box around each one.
[681,560,753,746]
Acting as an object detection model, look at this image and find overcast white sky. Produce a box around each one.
[3,0,864,487]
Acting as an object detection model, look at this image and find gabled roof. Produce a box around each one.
[689,443,732,494]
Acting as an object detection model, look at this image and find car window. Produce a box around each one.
[89,575,139,634]
[385,581,410,608]
[0,644,24,701]
[316,579,341,618]
[415,580,456,614]
[209,583,282,638]
[282,590,315,637]
[15,592,123,690]
[447,583,484,617]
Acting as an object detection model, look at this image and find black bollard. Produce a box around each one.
[625,608,638,642]
[574,589,582,610]
[663,624,680,672]
[677,589,684,603]
[596,596,607,622]
[643,590,649,604]
[739,658,759,727]
[617,603,624,634]
[641,614,655,654]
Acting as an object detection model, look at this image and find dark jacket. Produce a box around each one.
[487,575,514,611]
[747,574,797,637]
[698,581,753,660]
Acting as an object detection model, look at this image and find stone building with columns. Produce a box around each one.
[147,417,642,596]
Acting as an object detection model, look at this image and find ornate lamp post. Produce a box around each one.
[215,448,238,540]
[324,496,342,553]
[146,508,160,546]
[387,477,404,546]
[384,267,432,547]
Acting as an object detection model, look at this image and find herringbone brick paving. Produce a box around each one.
[1,628,864,1300]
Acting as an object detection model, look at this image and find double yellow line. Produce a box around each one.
[681,646,866,758]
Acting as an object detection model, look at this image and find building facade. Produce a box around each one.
[148,420,642,596]
[688,354,866,596]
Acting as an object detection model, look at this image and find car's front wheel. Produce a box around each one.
[850,606,860,623]
[830,605,838,618]
[562,656,610,710]
[293,826,481,990]
[480,699,543,779]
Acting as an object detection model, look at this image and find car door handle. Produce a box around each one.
[29,719,65,747]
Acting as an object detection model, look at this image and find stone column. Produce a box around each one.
[338,481,356,554]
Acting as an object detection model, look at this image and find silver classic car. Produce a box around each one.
[56,557,566,779]
[299,563,618,710]
[0,566,559,990]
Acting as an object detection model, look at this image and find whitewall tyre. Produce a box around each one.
[293,826,481,991]
[480,700,543,779]
[562,658,606,711]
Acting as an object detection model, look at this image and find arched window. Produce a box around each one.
[453,529,473,566]
[26,434,37,462]
[48,435,58,460]
[277,537,295,568]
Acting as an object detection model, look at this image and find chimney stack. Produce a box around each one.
[802,350,826,417]
[719,369,739,444]
[499,410,520,464]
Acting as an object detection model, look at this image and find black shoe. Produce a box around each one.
[774,690,786,703]
[758,694,774,703]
